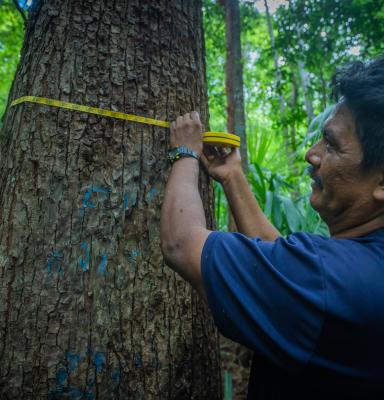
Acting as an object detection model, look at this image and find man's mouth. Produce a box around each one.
[307,166,323,189]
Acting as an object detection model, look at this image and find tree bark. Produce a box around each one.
[222,0,247,172]
[0,1,221,398]
[221,0,247,232]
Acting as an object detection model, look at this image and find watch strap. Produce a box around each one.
[168,146,200,164]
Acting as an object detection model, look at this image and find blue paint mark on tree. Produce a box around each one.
[50,349,102,400]
[66,351,82,372]
[123,191,138,210]
[79,242,90,272]
[93,352,106,374]
[97,254,108,275]
[47,250,63,273]
[146,187,158,203]
[81,189,96,214]
[134,353,143,368]
[80,186,110,216]
[123,193,129,209]
[128,249,140,262]
[56,368,68,385]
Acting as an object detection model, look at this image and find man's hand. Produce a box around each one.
[201,147,243,185]
[170,112,203,155]
[202,146,281,240]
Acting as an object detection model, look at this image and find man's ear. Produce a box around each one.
[373,171,384,202]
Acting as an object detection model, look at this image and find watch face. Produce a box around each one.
[168,148,179,162]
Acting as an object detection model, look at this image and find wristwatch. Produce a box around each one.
[167,146,200,165]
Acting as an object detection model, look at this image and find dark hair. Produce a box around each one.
[331,56,384,171]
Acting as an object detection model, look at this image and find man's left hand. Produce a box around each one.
[170,112,203,155]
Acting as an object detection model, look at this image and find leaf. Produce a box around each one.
[281,196,302,233]
[265,190,273,218]
[272,194,283,229]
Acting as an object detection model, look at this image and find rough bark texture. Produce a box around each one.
[0,1,221,398]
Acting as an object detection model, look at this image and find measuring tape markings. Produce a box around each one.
[11,96,240,147]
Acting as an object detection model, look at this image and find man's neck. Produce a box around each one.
[329,214,384,239]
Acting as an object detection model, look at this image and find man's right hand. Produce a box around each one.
[200,147,243,185]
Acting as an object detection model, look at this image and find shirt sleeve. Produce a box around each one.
[201,231,326,370]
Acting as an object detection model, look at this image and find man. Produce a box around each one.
[160,57,384,399]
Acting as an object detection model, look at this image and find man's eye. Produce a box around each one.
[322,135,332,149]
[325,140,334,151]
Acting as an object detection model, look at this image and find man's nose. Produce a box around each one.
[305,144,321,167]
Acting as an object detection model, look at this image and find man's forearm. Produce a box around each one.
[160,158,208,288]
[223,169,280,240]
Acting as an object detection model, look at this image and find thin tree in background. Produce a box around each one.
[0,0,221,398]
[219,2,252,398]
[221,0,248,171]
[221,0,248,232]
[286,0,314,125]
[298,59,315,124]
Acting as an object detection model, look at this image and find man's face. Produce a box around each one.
[305,103,379,228]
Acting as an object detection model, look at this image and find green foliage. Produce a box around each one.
[247,162,328,236]
[205,0,384,237]
[0,0,24,123]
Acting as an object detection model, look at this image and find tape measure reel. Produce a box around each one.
[11,96,241,148]
[202,132,240,148]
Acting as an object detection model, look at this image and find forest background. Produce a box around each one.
[1,0,384,398]
[3,0,383,236]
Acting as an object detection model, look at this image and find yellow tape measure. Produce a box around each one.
[11,96,240,148]
[202,131,240,147]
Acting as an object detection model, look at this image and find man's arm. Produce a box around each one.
[160,113,210,300]
[201,149,280,240]
[223,167,280,240]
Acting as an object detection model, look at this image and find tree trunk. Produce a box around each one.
[221,0,247,232]
[0,1,221,399]
[220,3,252,398]
[298,59,314,124]
[222,0,247,171]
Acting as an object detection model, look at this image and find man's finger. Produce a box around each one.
[183,113,191,121]
[233,147,241,158]
[176,115,183,125]
[190,111,200,122]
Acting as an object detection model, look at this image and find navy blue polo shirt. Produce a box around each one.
[201,229,384,399]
